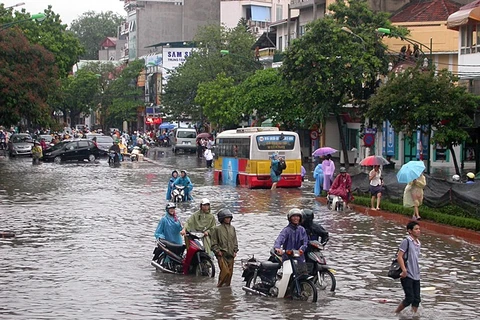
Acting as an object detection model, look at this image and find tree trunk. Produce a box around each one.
[336,113,349,170]
[449,144,460,175]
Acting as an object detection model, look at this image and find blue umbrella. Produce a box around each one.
[159,122,176,130]
[396,161,425,183]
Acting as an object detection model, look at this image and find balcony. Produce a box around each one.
[290,0,315,10]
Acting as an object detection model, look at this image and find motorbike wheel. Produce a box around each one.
[315,270,336,292]
[195,256,215,277]
[244,275,261,293]
[156,253,172,272]
[294,279,318,303]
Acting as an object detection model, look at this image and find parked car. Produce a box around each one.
[172,128,197,154]
[42,139,99,163]
[8,133,33,157]
[85,133,114,155]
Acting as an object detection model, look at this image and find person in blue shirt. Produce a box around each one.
[313,163,324,197]
[154,203,183,245]
[274,208,308,262]
[173,170,194,201]
[166,170,178,200]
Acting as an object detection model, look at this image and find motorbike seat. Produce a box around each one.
[159,239,185,255]
[260,261,281,270]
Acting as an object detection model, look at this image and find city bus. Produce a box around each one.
[213,127,302,188]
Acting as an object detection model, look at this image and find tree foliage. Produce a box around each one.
[0,28,58,127]
[281,0,398,167]
[0,5,84,77]
[69,11,125,60]
[367,68,479,173]
[58,69,100,124]
[163,24,259,121]
[234,68,301,129]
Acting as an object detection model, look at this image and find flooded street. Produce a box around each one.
[1,151,479,319]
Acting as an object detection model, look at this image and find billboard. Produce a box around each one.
[162,47,193,70]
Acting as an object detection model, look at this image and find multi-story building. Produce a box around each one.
[121,0,221,60]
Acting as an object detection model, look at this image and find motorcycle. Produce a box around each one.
[304,240,336,292]
[327,194,344,211]
[130,146,142,161]
[241,249,318,302]
[269,240,336,292]
[171,185,193,202]
[108,150,120,167]
[151,231,215,277]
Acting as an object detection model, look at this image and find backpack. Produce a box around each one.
[279,159,287,171]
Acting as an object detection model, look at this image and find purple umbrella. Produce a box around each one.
[312,147,338,157]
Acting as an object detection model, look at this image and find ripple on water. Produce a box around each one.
[1,155,479,319]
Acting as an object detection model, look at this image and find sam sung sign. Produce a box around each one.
[162,47,193,70]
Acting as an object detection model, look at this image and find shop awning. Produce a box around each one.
[447,7,480,30]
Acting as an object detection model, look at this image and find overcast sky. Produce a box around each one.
[4,0,126,26]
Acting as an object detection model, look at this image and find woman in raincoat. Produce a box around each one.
[166,170,178,200]
[321,154,335,192]
[173,170,194,201]
[403,174,426,220]
[154,203,183,244]
[313,164,324,197]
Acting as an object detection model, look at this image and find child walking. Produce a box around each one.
[211,208,238,287]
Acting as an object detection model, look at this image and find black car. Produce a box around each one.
[85,133,114,155]
[43,139,100,163]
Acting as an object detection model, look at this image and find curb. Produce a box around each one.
[316,197,480,245]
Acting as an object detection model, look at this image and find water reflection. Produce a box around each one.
[0,154,479,319]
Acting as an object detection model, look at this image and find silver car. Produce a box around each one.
[8,133,33,157]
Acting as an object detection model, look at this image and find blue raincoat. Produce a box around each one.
[154,212,183,245]
[166,176,176,200]
[173,176,194,200]
[313,164,324,197]
[270,159,281,182]
[274,223,308,262]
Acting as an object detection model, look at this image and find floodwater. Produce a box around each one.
[0,150,479,320]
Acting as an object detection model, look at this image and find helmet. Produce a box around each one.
[339,167,347,173]
[180,170,188,175]
[452,174,460,182]
[287,208,303,222]
[165,202,176,210]
[200,198,210,205]
[171,170,178,177]
[302,209,314,224]
[217,208,233,223]
[467,172,475,179]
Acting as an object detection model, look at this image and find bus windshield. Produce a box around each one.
[256,134,296,150]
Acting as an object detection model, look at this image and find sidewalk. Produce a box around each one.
[316,197,480,245]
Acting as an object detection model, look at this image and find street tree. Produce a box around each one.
[0,28,58,128]
[102,59,145,130]
[58,69,100,125]
[233,68,301,129]
[69,11,125,60]
[367,68,479,174]
[195,73,237,128]
[163,24,259,122]
[281,0,398,168]
[2,6,84,77]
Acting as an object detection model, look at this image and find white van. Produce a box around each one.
[172,128,197,154]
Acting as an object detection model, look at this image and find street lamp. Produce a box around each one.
[5,2,25,9]
[341,26,366,50]
[376,27,433,68]
[0,13,46,31]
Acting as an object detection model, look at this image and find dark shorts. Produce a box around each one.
[401,277,421,307]
[369,185,382,196]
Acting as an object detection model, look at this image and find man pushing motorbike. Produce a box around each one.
[181,198,216,255]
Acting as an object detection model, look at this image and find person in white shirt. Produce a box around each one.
[204,148,214,168]
[369,165,383,210]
